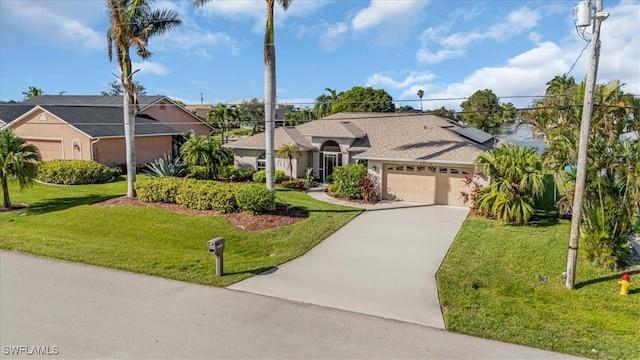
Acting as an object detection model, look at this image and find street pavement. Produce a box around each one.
[230,206,469,329]
[0,251,581,359]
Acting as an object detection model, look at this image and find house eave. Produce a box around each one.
[353,155,475,166]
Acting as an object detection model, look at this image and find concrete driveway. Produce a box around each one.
[230,205,469,329]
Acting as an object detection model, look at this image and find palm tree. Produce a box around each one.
[209,104,240,143]
[276,144,302,180]
[417,89,424,112]
[195,0,291,195]
[314,88,339,118]
[474,144,545,224]
[0,130,41,209]
[22,87,43,100]
[107,0,182,197]
[181,134,232,179]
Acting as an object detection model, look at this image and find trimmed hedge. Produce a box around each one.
[281,180,305,190]
[235,185,275,215]
[37,160,117,185]
[175,179,238,213]
[135,177,182,203]
[135,178,284,214]
[332,163,367,199]
[252,169,286,183]
[186,165,211,180]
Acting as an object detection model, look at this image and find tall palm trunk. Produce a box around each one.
[122,51,137,198]
[1,175,10,208]
[264,0,276,193]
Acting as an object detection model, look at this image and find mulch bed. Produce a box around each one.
[93,196,308,231]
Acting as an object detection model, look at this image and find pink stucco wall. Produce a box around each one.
[9,109,92,161]
[142,99,212,137]
[93,136,172,167]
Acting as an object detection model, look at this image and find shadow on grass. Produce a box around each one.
[224,266,278,276]
[575,269,640,289]
[27,195,121,215]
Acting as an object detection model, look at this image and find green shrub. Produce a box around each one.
[252,169,286,183]
[281,180,305,190]
[235,185,275,215]
[143,155,187,177]
[332,164,367,199]
[175,179,238,213]
[186,165,210,180]
[135,177,183,203]
[238,169,255,182]
[325,173,335,184]
[252,170,266,183]
[37,160,117,185]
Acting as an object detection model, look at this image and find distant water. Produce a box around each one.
[497,123,546,153]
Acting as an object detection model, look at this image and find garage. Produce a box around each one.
[26,139,63,161]
[383,164,473,206]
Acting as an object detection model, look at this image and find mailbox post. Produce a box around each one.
[207,237,225,276]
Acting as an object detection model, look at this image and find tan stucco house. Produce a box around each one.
[224,112,497,206]
[0,96,213,167]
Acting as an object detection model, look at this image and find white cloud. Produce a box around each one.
[197,0,331,34]
[161,30,241,57]
[367,71,436,89]
[320,22,349,51]
[596,1,640,95]
[0,1,104,51]
[350,0,429,45]
[416,48,465,64]
[351,0,425,30]
[133,62,170,76]
[417,6,541,64]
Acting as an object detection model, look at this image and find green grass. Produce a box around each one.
[437,217,640,359]
[0,177,362,287]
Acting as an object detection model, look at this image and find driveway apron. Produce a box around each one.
[230,206,469,329]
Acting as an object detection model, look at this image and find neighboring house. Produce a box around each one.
[0,95,213,167]
[224,112,498,206]
[184,104,214,120]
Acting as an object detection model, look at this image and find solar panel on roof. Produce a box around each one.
[454,127,493,144]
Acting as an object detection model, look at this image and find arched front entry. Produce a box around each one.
[319,140,342,181]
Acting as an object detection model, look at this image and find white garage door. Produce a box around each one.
[435,167,473,206]
[384,164,473,206]
[383,164,436,204]
[27,139,63,161]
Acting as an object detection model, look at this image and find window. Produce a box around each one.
[257,152,266,170]
[159,104,166,110]
[450,168,459,174]
[428,166,436,173]
[439,167,448,174]
[406,165,415,172]
[38,114,47,121]
[417,166,426,172]
[395,165,404,171]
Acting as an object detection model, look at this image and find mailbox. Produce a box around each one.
[207,237,225,276]
[207,237,225,254]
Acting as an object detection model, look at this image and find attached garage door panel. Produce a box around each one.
[27,140,63,161]
[384,164,473,206]
[435,167,473,206]
[383,164,435,204]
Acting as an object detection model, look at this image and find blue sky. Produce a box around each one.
[1,0,638,111]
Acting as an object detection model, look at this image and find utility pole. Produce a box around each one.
[565,0,608,289]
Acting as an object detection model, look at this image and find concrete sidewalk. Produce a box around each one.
[306,186,429,210]
[1,251,581,359]
[230,206,469,329]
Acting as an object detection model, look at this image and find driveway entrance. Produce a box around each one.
[230,206,469,329]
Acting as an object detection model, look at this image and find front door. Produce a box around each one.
[320,152,342,181]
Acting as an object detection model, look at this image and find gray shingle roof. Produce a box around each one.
[225,112,497,164]
[42,105,180,138]
[0,105,36,126]
[21,95,165,109]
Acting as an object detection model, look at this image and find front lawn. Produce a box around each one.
[437,217,639,359]
[0,178,362,287]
